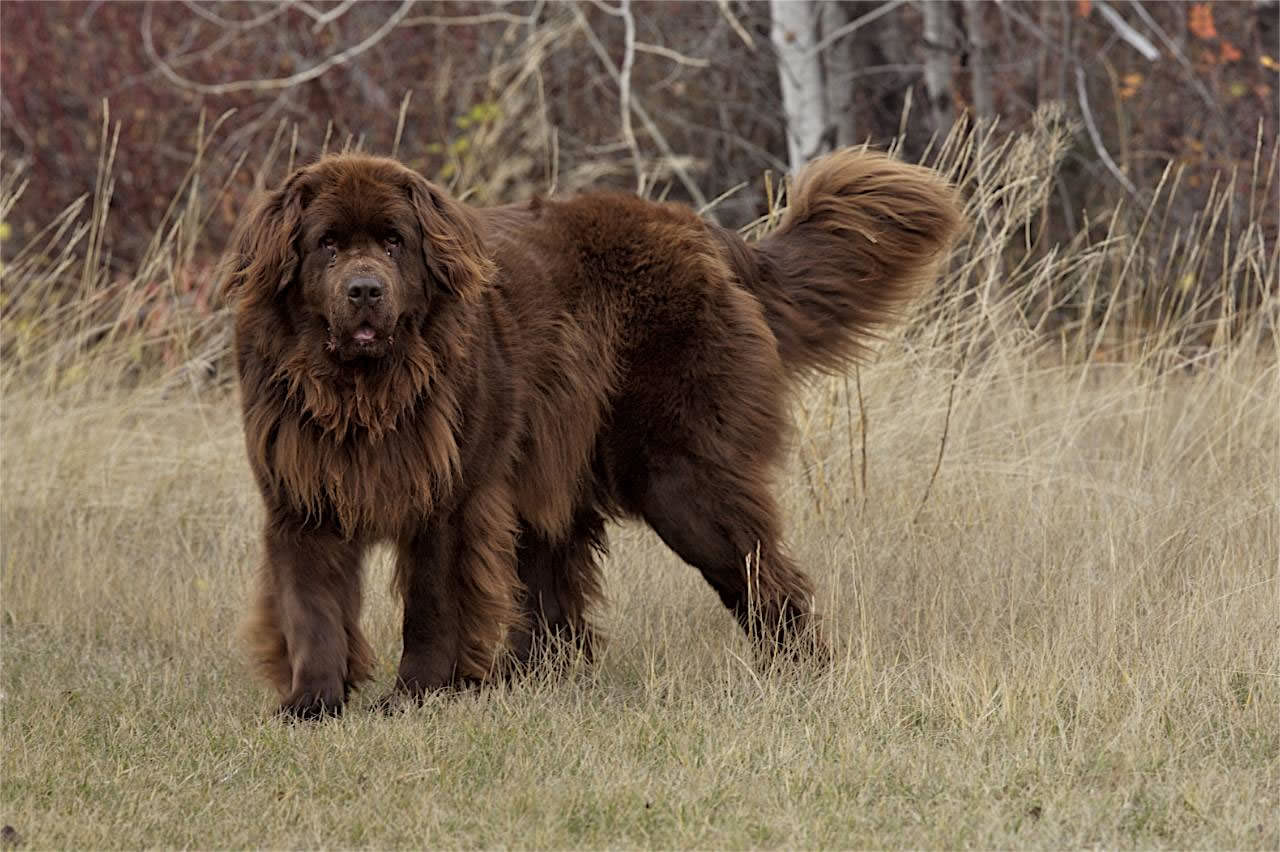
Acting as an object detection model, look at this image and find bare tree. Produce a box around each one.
[771,0,826,171]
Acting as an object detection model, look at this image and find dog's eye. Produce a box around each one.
[384,234,401,254]
[321,234,338,256]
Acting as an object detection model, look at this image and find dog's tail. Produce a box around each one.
[723,149,963,374]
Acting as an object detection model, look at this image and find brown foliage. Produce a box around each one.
[224,150,960,717]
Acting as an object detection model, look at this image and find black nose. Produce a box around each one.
[346,276,384,306]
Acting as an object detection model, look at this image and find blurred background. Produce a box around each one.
[3,2,1275,261]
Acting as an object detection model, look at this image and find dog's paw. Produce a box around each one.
[374,690,415,716]
[278,688,344,721]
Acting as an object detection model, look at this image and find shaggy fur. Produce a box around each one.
[224,150,962,718]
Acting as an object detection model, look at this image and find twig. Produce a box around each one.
[401,10,533,27]
[1093,0,1159,61]
[854,365,868,515]
[635,42,710,68]
[0,92,36,153]
[178,0,289,31]
[699,180,748,217]
[392,89,413,160]
[1075,67,1140,200]
[617,0,644,194]
[106,15,248,97]
[808,0,908,57]
[1124,0,1220,113]
[912,354,965,525]
[716,0,755,50]
[321,120,334,157]
[304,0,357,32]
[142,0,416,95]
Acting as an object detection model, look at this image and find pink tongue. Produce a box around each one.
[353,327,376,342]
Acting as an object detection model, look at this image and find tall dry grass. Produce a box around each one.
[1,111,1277,848]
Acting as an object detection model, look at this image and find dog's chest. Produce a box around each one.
[266,404,461,537]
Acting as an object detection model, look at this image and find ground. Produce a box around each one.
[3,342,1275,848]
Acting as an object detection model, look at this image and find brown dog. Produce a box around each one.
[224,149,961,717]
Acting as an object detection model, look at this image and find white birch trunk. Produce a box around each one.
[771,0,826,171]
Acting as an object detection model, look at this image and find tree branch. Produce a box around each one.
[177,1,289,32]
[1124,0,1220,112]
[716,0,756,50]
[634,42,710,68]
[143,0,416,95]
[572,4,709,208]
[617,0,644,193]
[1094,0,1159,61]
[808,0,907,57]
[401,10,533,28]
[1075,67,1140,199]
[303,0,358,33]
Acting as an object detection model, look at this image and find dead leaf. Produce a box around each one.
[1189,4,1217,41]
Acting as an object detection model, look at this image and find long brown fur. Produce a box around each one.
[224,148,962,718]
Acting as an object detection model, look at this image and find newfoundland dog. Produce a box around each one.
[224,149,961,717]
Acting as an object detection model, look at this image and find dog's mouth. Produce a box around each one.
[328,321,394,361]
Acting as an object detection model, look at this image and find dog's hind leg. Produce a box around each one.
[509,510,607,670]
[636,454,826,660]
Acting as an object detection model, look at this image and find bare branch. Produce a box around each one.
[617,0,644,193]
[587,0,625,15]
[401,10,533,28]
[716,0,756,50]
[1125,0,1220,112]
[143,0,417,95]
[178,1,289,32]
[1075,67,1140,199]
[635,42,710,68]
[572,4,709,209]
[808,0,907,57]
[305,0,358,33]
[1094,0,1159,61]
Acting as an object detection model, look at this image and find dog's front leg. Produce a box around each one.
[250,517,367,720]
[390,480,521,704]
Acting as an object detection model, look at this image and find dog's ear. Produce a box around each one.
[403,171,495,304]
[221,168,313,306]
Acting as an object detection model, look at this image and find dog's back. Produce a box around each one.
[475,150,961,663]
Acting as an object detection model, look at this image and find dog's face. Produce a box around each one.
[227,155,494,365]
[295,165,423,361]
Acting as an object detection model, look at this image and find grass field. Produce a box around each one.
[2,115,1277,848]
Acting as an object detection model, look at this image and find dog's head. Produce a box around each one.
[225,155,493,363]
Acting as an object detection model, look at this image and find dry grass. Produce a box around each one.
[2,113,1277,849]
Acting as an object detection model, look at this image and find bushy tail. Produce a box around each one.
[722,148,964,374]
